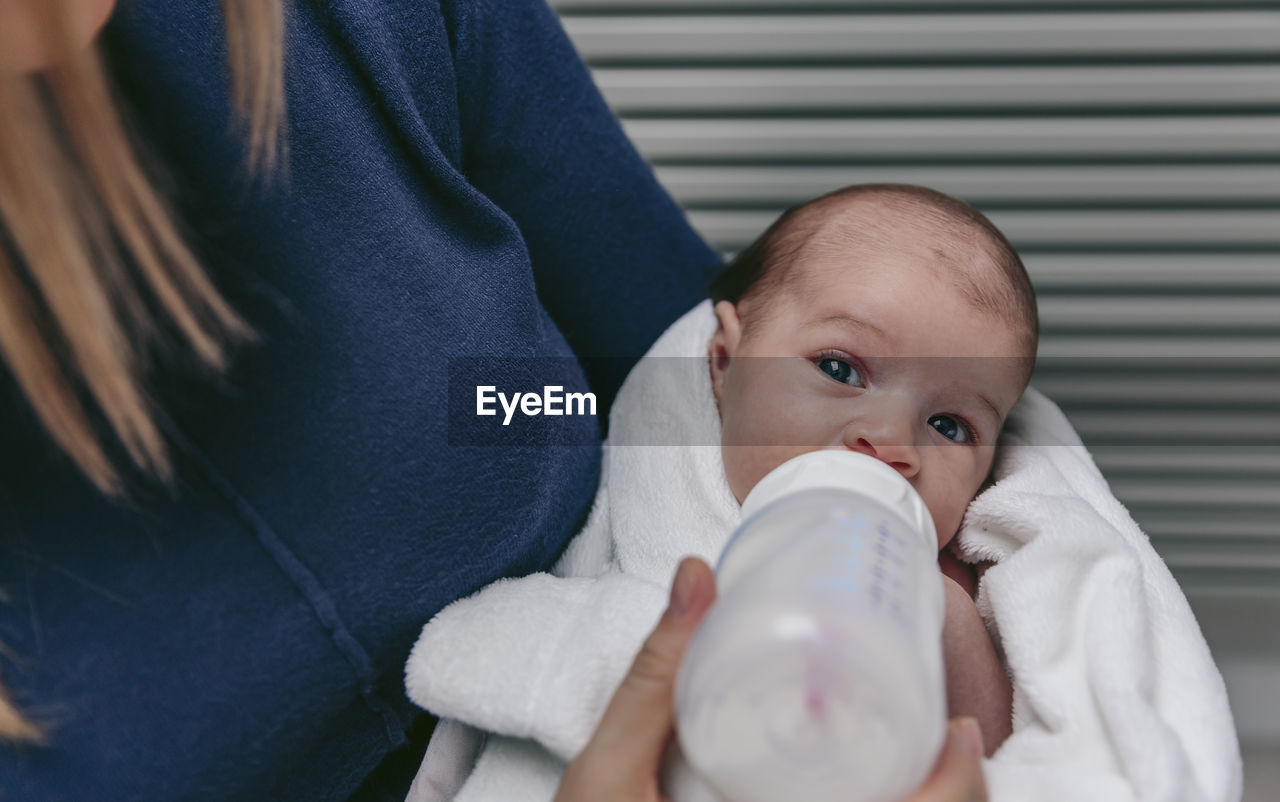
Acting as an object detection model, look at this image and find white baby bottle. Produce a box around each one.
[674,450,948,802]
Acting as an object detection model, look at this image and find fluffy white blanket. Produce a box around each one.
[404,301,1240,802]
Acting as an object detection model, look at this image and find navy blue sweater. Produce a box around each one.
[0,1,718,799]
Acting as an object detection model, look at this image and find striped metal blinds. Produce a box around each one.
[549,0,1280,738]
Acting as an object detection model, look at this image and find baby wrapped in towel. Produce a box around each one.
[407,184,1241,802]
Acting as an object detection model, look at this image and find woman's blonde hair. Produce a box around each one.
[0,0,286,743]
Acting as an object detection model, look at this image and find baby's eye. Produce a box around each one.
[928,414,974,444]
[817,357,865,388]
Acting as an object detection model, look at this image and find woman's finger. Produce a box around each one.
[903,717,989,802]
[558,557,717,800]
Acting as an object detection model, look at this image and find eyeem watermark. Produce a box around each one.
[476,385,598,426]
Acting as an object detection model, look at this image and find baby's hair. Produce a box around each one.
[708,183,1039,354]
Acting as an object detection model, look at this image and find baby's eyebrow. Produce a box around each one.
[975,392,1002,425]
[808,312,888,340]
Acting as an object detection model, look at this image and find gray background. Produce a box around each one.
[547,0,1280,797]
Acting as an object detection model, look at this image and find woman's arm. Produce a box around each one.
[445,0,722,408]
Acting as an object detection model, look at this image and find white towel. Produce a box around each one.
[405,300,1241,802]
[406,300,736,802]
[958,390,1242,802]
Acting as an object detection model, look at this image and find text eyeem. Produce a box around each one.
[476,385,598,426]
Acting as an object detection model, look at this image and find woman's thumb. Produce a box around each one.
[904,717,988,802]
[581,557,717,769]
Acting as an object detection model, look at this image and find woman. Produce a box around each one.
[0,1,986,800]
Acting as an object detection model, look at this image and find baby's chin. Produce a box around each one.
[938,543,978,595]
[936,523,962,551]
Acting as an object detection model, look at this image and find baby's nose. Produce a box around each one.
[844,435,920,480]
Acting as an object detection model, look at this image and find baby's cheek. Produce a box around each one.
[923,482,970,551]
[933,510,962,551]
[718,384,820,502]
[721,444,806,504]
[930,452,995,548]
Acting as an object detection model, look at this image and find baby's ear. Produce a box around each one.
[708,300,743,400]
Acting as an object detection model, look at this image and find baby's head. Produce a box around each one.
[707,184,1038,550]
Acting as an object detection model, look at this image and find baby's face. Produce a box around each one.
[710,237,1032,550]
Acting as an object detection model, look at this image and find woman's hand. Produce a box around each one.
[555,556,989,802]
[555,556,717,802]
[903,717,989,802]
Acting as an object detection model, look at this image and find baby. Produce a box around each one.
[703,182,1037,753]
[408,182,1038,800]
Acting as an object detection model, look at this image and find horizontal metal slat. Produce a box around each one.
[1165,569,1280,598]
[1091,446,1280,476]
[1152,539,1280,565]
[1129,510,1280,540]
[656,164,1280,205]
[1170,568,1280,595]
[623,116,1280,160]
[1110,478,1280,506]
[1154,559,1280,586]
[1036,336,1280,360]
[1033,374,1280,404]
[565,13,1280,62]
[1036,297,1280,331]
[1063,410,1280,443]
[984,210,1280,245]
[595,65,1280,112]
[687,208,1280,250]
[1022,255,1280,290]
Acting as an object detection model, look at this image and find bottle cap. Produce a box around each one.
[740,450,937,548]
